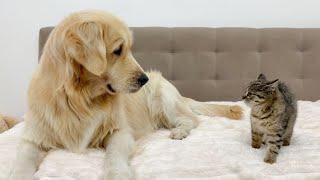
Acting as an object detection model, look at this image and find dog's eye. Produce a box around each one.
[113,45,122,56]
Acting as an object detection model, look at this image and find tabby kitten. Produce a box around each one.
[242,74,297,164]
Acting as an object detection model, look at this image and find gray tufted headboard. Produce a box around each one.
[39,27,320,101]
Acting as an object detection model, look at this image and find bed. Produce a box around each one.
[1,27,320,179]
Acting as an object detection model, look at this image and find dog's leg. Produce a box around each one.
[9,139,42,180]
[160,80,198,140]
[103,128,135,180]
[168,102,199,140]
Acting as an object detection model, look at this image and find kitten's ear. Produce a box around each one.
[257,73,267,80]
[266,79,279,86]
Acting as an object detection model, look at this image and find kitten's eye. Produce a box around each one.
[113,45,122,56]
[256,94,264,98]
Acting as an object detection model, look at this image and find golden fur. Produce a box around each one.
[0,114,19,133]
[10,10,243,180]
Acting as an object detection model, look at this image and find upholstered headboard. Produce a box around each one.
[39,27,320,101]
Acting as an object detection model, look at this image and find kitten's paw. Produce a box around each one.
[103,165,134,180]
[251,143,261,149]
[264,155,277,164]
[170,128,189,140]
[283,140,290,146]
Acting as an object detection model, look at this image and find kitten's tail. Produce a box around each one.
[184,97,243,120]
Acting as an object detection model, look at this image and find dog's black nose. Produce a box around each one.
[137,73,149,86]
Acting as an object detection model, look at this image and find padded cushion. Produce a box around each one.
[39,27,320,101]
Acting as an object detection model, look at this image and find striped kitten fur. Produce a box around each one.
[242,74,297,164]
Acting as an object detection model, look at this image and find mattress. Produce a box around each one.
[0,101,319,180]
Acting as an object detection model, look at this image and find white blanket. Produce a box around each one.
[1,101,319,180]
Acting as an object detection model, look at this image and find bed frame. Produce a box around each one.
[39,27,320,101]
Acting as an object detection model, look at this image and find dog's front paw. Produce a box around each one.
[103,164,134,180]
[170,128,189,140]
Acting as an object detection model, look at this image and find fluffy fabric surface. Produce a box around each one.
[0,101,319,180]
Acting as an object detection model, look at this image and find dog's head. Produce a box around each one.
[57,10,148,96]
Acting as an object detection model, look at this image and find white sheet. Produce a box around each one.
[0,101,319,180]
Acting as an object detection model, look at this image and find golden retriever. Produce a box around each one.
[9,10,243,180]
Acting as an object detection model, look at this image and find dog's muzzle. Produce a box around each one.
[137,73,149,87]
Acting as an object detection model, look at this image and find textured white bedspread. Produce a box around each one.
[0,101,319,180]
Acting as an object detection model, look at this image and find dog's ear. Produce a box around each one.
[64,21,107,76]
